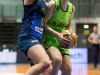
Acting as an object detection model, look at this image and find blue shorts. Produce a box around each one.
[18,34,46,55]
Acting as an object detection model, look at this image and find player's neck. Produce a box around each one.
[94,31,97,34]
[60,0,69,11]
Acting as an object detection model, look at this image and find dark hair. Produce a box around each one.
[93,26,97,28]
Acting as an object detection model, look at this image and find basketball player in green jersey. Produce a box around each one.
[43,0,75,75]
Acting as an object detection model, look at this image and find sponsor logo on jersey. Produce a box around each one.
[41,8,47,15]
[52,20,67,28]
[41,17,44,26]
[35,26,43,34]
[55,6,60,13]
[31,40,39,43]
[56,6,60,11]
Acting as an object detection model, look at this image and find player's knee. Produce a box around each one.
[48,65,53,74]
[52,56,62,65]
[44,65,53,75]
[43,61,50,69]
[63,65,72,73]
[67,66,72,72]
[41,60,51,71]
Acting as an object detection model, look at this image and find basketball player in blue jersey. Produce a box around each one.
[18,0,52,75]
[18,0,69,75]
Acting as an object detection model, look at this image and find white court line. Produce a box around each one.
[0,73,24,75]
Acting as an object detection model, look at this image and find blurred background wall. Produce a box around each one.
[0,0,100,63]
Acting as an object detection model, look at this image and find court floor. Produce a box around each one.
[0,64,100,75]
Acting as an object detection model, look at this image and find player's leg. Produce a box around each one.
[29,57,53,75]
[47,46,62,75]
[92,44,98,68]
[94,44,99,68]
[40,64,53,75]
[29,60,53,75]
[60,55,72,75]
[96,44,100,65]
[25,44,51,75]
[28,46,62,75]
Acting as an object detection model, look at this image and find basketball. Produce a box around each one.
[61,30,77,49]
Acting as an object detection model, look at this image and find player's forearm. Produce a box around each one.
[44,24,60,38]
[88,39,92,43]
[99,39,100,43]
[66,25,74,33]
[69,26,74,32]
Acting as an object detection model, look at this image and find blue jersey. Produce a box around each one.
[18,0,47,40]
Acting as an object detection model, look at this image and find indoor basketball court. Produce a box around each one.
[0,0,100,75]
[0,64,100,75]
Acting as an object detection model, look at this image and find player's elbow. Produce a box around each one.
[87,38,89,42]
[88,38,91,42]
[44,23,49,32]
[73,5,75,12]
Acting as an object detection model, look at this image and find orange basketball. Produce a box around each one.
[61,30,77,49]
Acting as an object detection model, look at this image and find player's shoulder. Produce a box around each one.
[68,2,75,12]
[91,32,94,35]
[97,33,100,35]
[47,0,55,8]
[68,2,74,6]
[49,0,55,5]
[68,2,72,5]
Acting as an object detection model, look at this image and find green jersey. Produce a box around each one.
[43,0,73,54]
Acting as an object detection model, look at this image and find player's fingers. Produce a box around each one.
[63,38,70,43]
[59,42,63,48]
[62,33,69,36]
[62,40,69,45]
[60,42,68,48]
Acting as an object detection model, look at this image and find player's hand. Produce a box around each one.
[99,40,100,43]
[89,40,92,43]
[41,33,45,42]
[57,33,69,48]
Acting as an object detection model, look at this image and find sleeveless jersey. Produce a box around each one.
[18,0,47,40]
[43,0,73,48]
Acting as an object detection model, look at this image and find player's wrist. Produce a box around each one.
[57,33,63,41]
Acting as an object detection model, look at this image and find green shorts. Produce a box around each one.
[43,38,70,55]
[57,47,70,55]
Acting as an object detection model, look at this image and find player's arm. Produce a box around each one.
[44,1,69,48]
[44,1,59,38]
[65,6,78,47]
[99,34,100,43]
[65,6,75,33]
[88,34,92,43]
[23,0,36,5]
